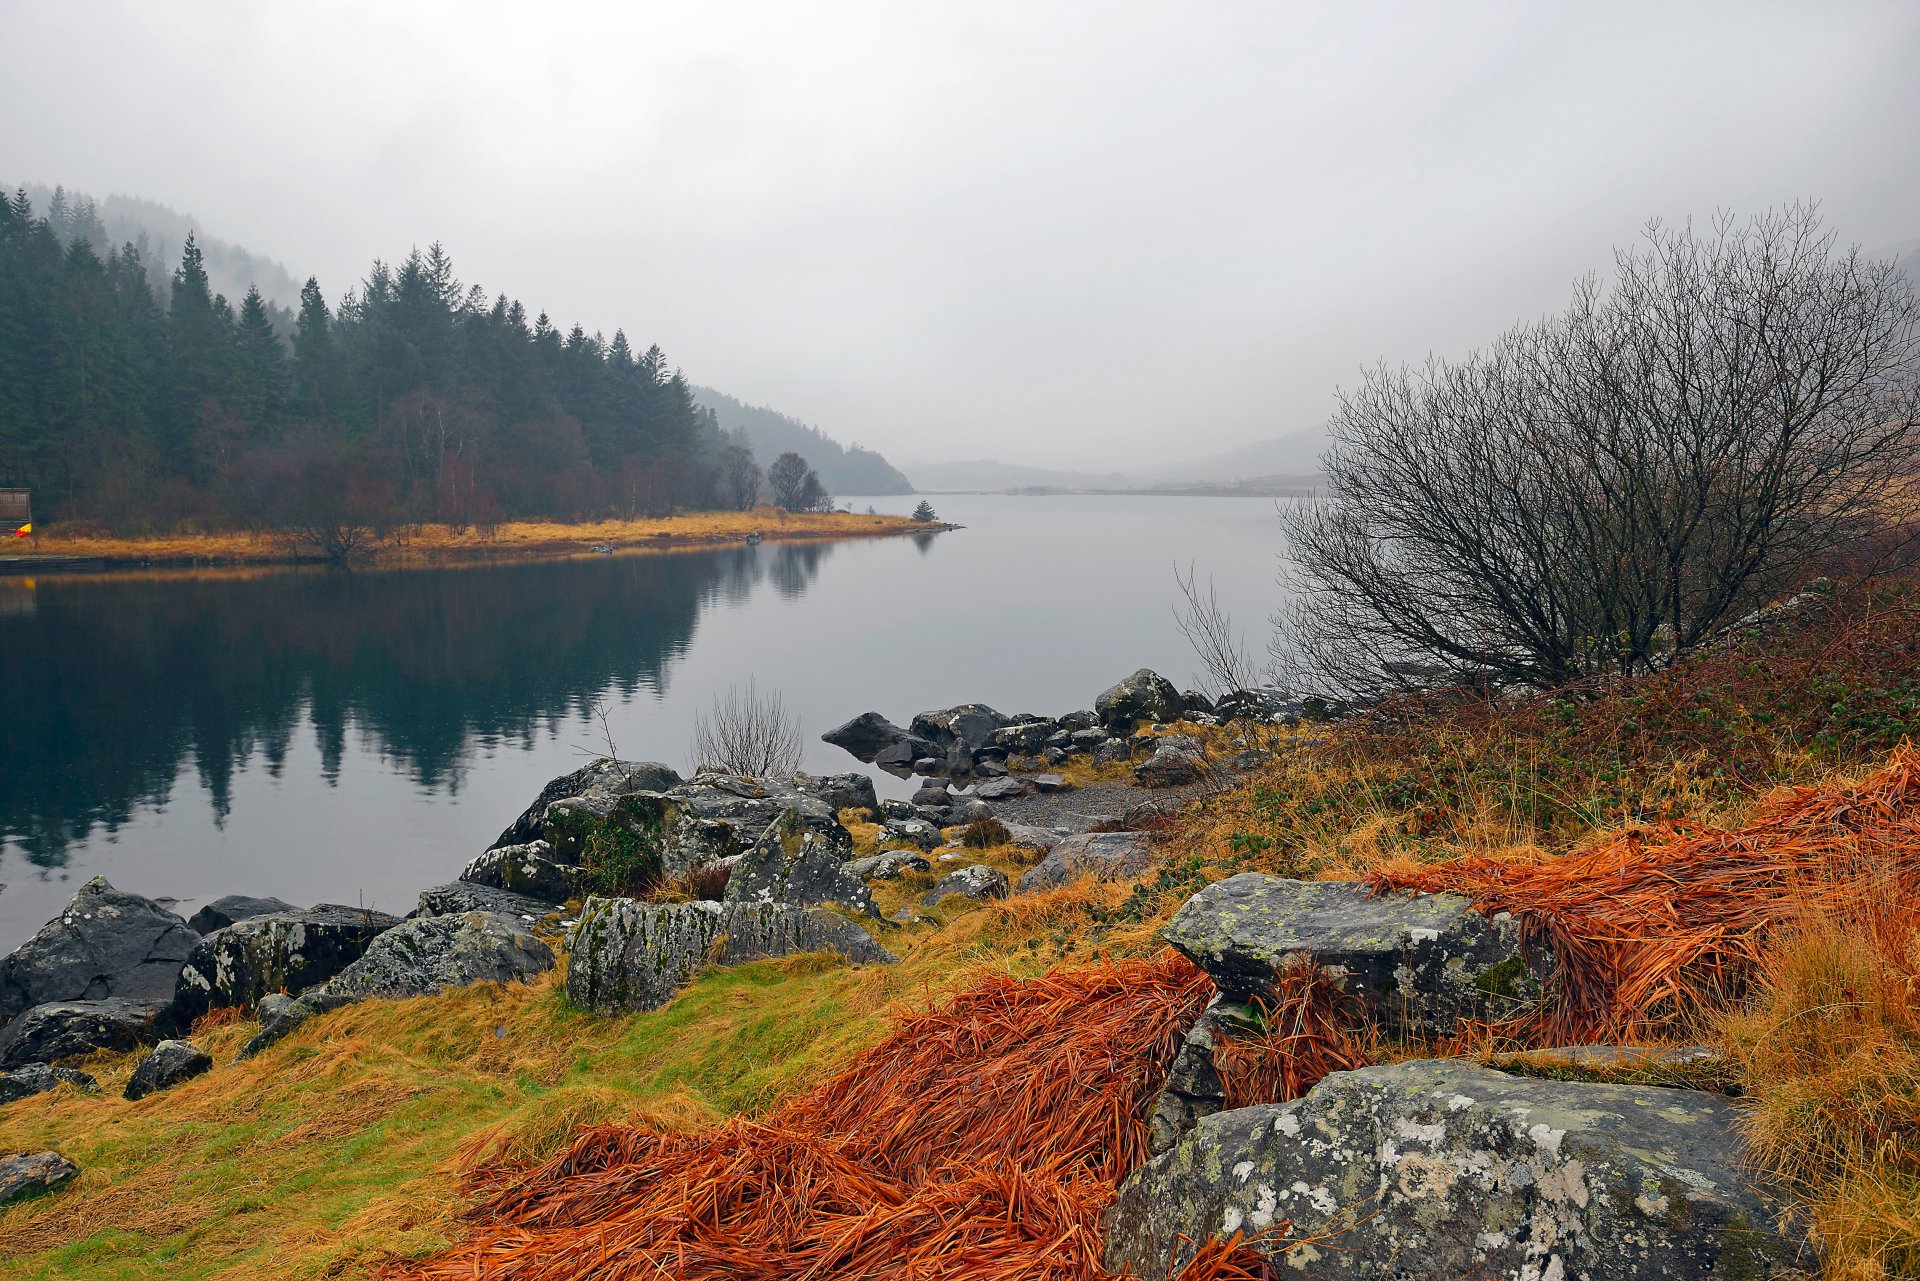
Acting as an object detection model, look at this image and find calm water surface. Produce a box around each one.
[0,494,1291,949]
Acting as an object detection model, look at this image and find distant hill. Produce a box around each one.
[693,387,913,496]
[904,423,1330,494]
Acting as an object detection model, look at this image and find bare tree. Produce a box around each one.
[719,441,762,511]
[1276,204,1920,696]
[690,677,804,778]
[767,452,813,510]
[1173,561,1260,696]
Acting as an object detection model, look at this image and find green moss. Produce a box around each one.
[1473,956,1532,1000]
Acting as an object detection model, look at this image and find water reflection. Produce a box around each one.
[0,543,833,870]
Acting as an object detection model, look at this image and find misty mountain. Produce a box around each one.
[12,181,302,323]
[693,386,912,495]
[904,422,1329,493]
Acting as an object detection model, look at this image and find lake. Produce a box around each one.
[0,494,1291,950]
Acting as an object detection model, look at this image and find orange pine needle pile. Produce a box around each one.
[380,951,1223,1281]
[1375,746,1920,1042]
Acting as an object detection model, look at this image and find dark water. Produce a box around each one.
[0,494,1289,949]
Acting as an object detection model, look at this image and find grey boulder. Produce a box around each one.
[1,876,200,1024]
[972,776,1028,802]
[123,1038,213,1100]
[185,894,297,936]
[884,817,943,851]
[1135,744,1207,787]
[170,904,401,1027]
[490,758,684,850]
[1095,669,1182,732]
[0,997,163,1069]
[846,850,931,880]
[1105,1060,1798,1281]
[1213,688,1305,724]
[413,881,559,923]
[909,704,1012,759]
[724,812,878,917]
[0,1151,79,1205]
[565,897,896,1014]
[0,1063,98,1105]
[1093,739,1133,765]
[991,720,1058,755]
[791,771,880,815]
[460,840,588,904]
[1163,873,1538,1039]
[821,712,923,764]
[922,864,1011,908]
[1019,832,1154,893]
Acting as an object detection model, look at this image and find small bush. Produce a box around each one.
[961,816,1011,848]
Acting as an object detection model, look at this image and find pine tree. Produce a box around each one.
[235,285,288,422]
[912,499,937,523]
[291,276,335,419]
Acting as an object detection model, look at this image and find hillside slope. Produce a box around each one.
[693,386,913,495]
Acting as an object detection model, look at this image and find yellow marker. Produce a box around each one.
[12,522,28,537]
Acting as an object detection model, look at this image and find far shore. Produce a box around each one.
[2,509,948,575]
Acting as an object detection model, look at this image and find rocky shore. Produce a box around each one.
[0,666,1803,1281]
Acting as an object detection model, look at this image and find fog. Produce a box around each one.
[3,1,1916,469]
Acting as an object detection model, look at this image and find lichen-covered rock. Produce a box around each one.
[1163,873,1538,1038]
[0,1063,98,1105]
[724,812,878,917]
[460,841,588,904]
[1001,823,1064,853]
[1095,669,1182,732]
[921,864,1011,908]
[490,758,685,850]
[884,817,942,851]
[1144,997,1240,1155]
[1135,744,1207,787]
[791,771,880,815]
[323,911,555,1001]
[170,904,400,1028]
[1213,688,1306,724]
[185,895,297,936]
[910,704,1013,760]
[0,997,163,1069]
[236,993,314,1061]
[566,897,897,1014]
[1,877,200,1024]
[412,881,559,923]
[1018,831,1156,893]
[123,1038,213,1100]
[1105,1060,1798,1281]
[541,774,854,881]
[991,720,1058,755]
[846,850,931,880]
[0,1150,79,1205]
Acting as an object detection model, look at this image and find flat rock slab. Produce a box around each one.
[922,865,1011,908]
[1,876,200,1024]
[413,881,560,923]
[971,777,1029,802]
[171,905,400,1027]
[567,897,897,1014]
[0,1063,98,1105]
[1019,832,1154,893]
[846,850,931,881]
[0,997,164,1069]
[0,1151,79,1205]
[323,911,555,1002]
[186,895,297,936]
[124,1038,212,1100]
[1106,1059,1799,1281]
[1163,873,1535,1038]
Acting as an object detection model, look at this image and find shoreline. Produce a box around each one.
[0,510,952,577]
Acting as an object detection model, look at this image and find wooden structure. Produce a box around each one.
[0,489,27,527]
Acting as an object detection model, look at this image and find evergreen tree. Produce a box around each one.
[234,285,288,422]
[291,276,336,419]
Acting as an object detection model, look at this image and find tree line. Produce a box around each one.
[0,189,839,534]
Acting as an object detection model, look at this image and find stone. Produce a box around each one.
[884,817,942,851]
[973,758,1009,778]
[909,704,1012,759]
[1179,689,1217,716]
[0,998,163,1069]
[725,812,879,917]
[1213,688,1304,724]
[491,758,685,849]
[1122,800,1170,827]
[1033,774,1072,794]
[946,797,994,826]
[791,771,880,815]
[1069,727,1110,751]
[0,1063,98,1105]
[322,911,556,1002]
[1043,748,1068,765]
[413,881,560,923]
[460,840,589,904]
[1145,997,1232,1154]
[1001,823,1063,853]
[1134,744,1207,787]
[1095,669,1182,732]
[170,904,401,1028]
[1163,874,1539,1038]
[911,781,956,809]
[1105,1060,1798,1281]
[972,777,1028,802]
[879,798,915,820]
[0,1151,79,1205]
[846,850,931,880]
[991,720,1058,755]
[921,865,1011,908]
[1,877,200,1025]
[1019,832,1155,893]
[1093,738,1133,766]
[907,755,943,775]
[822,712,922,763]
[540,775,853,883]
[185,895,297,936]
[565,898,897,1014]
[123,1038,213,1101]
[1058,710,1100,732]
[237,993,313,1061]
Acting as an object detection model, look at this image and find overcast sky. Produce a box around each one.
[3,2,1917,469]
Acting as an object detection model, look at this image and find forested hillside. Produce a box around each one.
[0,189,728,530]
[695,386,912,495]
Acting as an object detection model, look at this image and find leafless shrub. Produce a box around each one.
[1276,204,1920,697]
[1173,560,1261,697]
[690,677,804,778]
